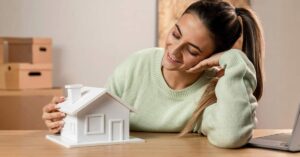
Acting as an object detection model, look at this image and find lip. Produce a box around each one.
[167,52,181,64]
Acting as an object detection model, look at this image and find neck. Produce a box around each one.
[162,67,202,90]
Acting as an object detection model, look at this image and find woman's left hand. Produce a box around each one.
[186,52,224,74]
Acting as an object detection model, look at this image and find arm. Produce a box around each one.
[200,49,258,148]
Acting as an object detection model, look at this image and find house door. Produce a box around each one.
[109,119,124,141]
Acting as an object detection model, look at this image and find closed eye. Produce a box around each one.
[187,47,199,56]
[189,51,198,56]
[172,32,180,39]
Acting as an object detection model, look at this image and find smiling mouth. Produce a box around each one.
[167,52,181,64]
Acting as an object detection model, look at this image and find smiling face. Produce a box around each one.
[162,13,215,72]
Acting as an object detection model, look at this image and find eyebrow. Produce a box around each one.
[175,24,203,53]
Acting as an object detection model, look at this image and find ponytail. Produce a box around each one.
[179,77,218,136]
[236,7,265,100]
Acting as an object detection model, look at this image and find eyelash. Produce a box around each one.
[187,49,198,56]
[172,32,180,39]
[172,31,199,57]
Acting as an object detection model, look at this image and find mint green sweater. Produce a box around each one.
[107,47,257,148]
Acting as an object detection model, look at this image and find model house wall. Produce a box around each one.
[76,94,130,143]
[61,115,77,142]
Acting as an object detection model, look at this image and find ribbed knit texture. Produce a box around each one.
[107,47,257,148]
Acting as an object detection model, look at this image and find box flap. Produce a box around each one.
[0,37,52,45]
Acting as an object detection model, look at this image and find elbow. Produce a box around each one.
[207,127,253,148]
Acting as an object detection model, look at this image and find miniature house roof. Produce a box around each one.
[58,86,135,115]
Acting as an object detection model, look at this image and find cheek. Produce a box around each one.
[165,31,177,47]
[183,55,205,68]
[165,34,173,46]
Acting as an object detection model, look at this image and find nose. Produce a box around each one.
[169,43,183,58]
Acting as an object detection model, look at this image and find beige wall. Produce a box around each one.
[0,0,299,129]
[0,0,156,87]
[252,0,300,128]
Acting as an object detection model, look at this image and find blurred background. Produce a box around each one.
[0,0,299,129]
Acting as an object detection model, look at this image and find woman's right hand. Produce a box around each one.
[42,96,66,134]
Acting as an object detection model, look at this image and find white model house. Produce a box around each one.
[46,84,144,148]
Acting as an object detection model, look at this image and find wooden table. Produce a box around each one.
[0,129,298,157]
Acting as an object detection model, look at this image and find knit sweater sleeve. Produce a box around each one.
[200,49,258,148]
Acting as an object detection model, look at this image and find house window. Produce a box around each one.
[85,114,105,135]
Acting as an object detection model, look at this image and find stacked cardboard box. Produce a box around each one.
[0,88,63,129]
[0,37,53,89]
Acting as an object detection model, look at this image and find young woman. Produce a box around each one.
[42,0,264,148]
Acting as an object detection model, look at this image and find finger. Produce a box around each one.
[43,112,66,121]
[42,112,66,121]
[49,126,63,134]
[42,103,58,113]
[45,120,53,129]
[213,66,222,71]
[45,119,60,129]
[52,117,65,122]
[51,96,65,104]
[46,120,64,129]
[186,60,210,73]
[216,69,225,77]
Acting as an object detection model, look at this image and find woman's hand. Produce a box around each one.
[42,96,66,134]
[186,31,243,75]
[186,52,224,74]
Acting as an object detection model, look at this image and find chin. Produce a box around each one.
[162,61,184,72]
[163,66,178,71]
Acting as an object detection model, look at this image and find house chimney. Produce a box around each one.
[65,84,83,103]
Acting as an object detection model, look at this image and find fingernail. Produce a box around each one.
[60,96,65,100]
[60,121,65,125]
[61,113,65,117]
[54,105,60,109]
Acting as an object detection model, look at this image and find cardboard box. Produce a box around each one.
[0,37,52,64]
[0,43,3,64]
[0,88,63,130]
[0,39,9,64]
[0,63,52,89]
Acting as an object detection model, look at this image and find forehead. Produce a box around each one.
[177,13,214,52]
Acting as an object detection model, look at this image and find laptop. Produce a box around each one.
[248,104,300,152]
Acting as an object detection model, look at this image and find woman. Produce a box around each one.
[42,0,264,148]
